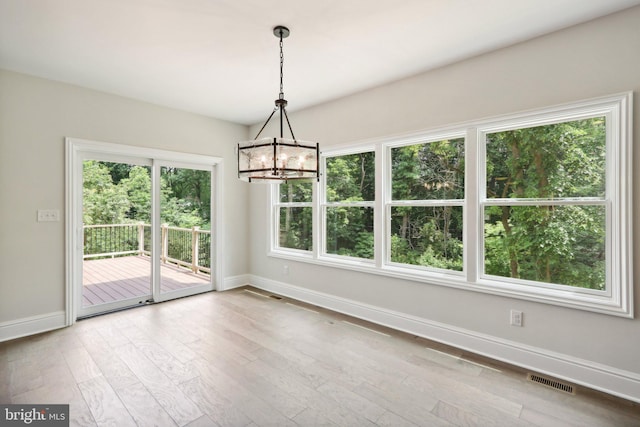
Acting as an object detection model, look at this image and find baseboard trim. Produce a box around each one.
[249,275,640,404]
[220,274,252,291]
[0,275,250,342]
[0,311,67,343]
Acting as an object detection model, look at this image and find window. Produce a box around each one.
[389,136,465,272]
[275,180,313,252]
[269,93,633,316]
[482,117,606,290]
[322,150,375,260]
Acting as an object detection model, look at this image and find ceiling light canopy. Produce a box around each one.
[238,26,319,183]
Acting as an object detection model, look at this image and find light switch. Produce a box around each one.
[37,209,60,222]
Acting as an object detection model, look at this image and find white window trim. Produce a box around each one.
[318,146,376,264]
[384,131,467,276]
[269,179,317,259]
[268,92,633,318]
[473,93,632,316]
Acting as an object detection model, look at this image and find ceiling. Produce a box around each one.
[1,0,639,125]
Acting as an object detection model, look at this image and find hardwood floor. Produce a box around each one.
[1,287,639,426]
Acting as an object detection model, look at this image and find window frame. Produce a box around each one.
[267,93,633,317]
[385,131,467,276]
[472,94,632,315]
[270,180,315,259]
[319,146,377,266]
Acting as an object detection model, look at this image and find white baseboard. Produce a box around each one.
[220,274,252,291]
[0,311,67,343]
[0,275,249,342]
[248,275,640,404]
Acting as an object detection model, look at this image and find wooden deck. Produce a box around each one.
[82,255,210,307]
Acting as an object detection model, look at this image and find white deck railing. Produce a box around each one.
[83,223,211,274]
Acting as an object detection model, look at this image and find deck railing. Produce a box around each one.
[83,223,211,274]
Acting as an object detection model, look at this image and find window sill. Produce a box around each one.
[268,250,633,318]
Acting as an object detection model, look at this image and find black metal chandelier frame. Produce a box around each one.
[237,26,320,183]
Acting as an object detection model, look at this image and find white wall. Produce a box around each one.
[249,7,640,399]
[0,69,249,325]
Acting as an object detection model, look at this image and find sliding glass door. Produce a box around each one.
[80,157,153,317]
[155,164,213,302]
[69,140,220,320]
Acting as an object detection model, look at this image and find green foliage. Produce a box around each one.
[161,167,211,226]
[486,118,605,199]
[83,161,210,229]
[313,119,606,290]
[353,232,375,259]
[280,180,312,203]
[83,161,129,225]
[326,152,375,202]
[390,206,463,271]
[483,222,511,277]
[389,139,464,270]
[484,117,606,289]
[325,206,374,259]
[323,152,375,259]
[392,138,464,201]
[120,166,151,223]
[279,206,312,251]
[278,181,313,251]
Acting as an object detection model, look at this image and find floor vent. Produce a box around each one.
[527,373,575,394]
[269,295,283,300]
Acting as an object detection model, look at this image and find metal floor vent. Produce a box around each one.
[527,373,575,395]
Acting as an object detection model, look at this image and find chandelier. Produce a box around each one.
[238,26,319,183]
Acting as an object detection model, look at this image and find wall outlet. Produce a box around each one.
[283,265,289,276]
[510,309,523,327]
[37,209,60,222]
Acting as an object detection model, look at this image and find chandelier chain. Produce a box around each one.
[279,35,284,99]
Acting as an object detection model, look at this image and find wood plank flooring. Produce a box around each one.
[1,287,639,426]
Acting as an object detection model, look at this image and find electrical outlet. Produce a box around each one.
[37,209,60,222]
[510,309,523,327]
[283,265,289,276]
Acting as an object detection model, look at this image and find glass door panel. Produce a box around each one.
[80,160,152,317]
[158,165,213,299]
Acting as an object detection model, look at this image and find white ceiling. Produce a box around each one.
[1,0,639,125]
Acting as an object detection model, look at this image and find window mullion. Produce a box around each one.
[312,178,319,258]
[375,144,385,268]
[270,184,278,253]
[467,127,479,283]
[316,156,326,257]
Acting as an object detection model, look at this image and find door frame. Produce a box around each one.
[65,137,224,325]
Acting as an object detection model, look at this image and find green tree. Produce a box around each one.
[160,170,205,228]
[325,152,375,258]
[83,161,129,225]
[161,168,211,225]
[390,138,464,270]
[120,166,151,223]
[84,162,211,229]
[279,181,313,250]
[484,118,606,289]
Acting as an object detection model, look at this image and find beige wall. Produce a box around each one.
[249,6,640,377]
[0,70,249,323]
